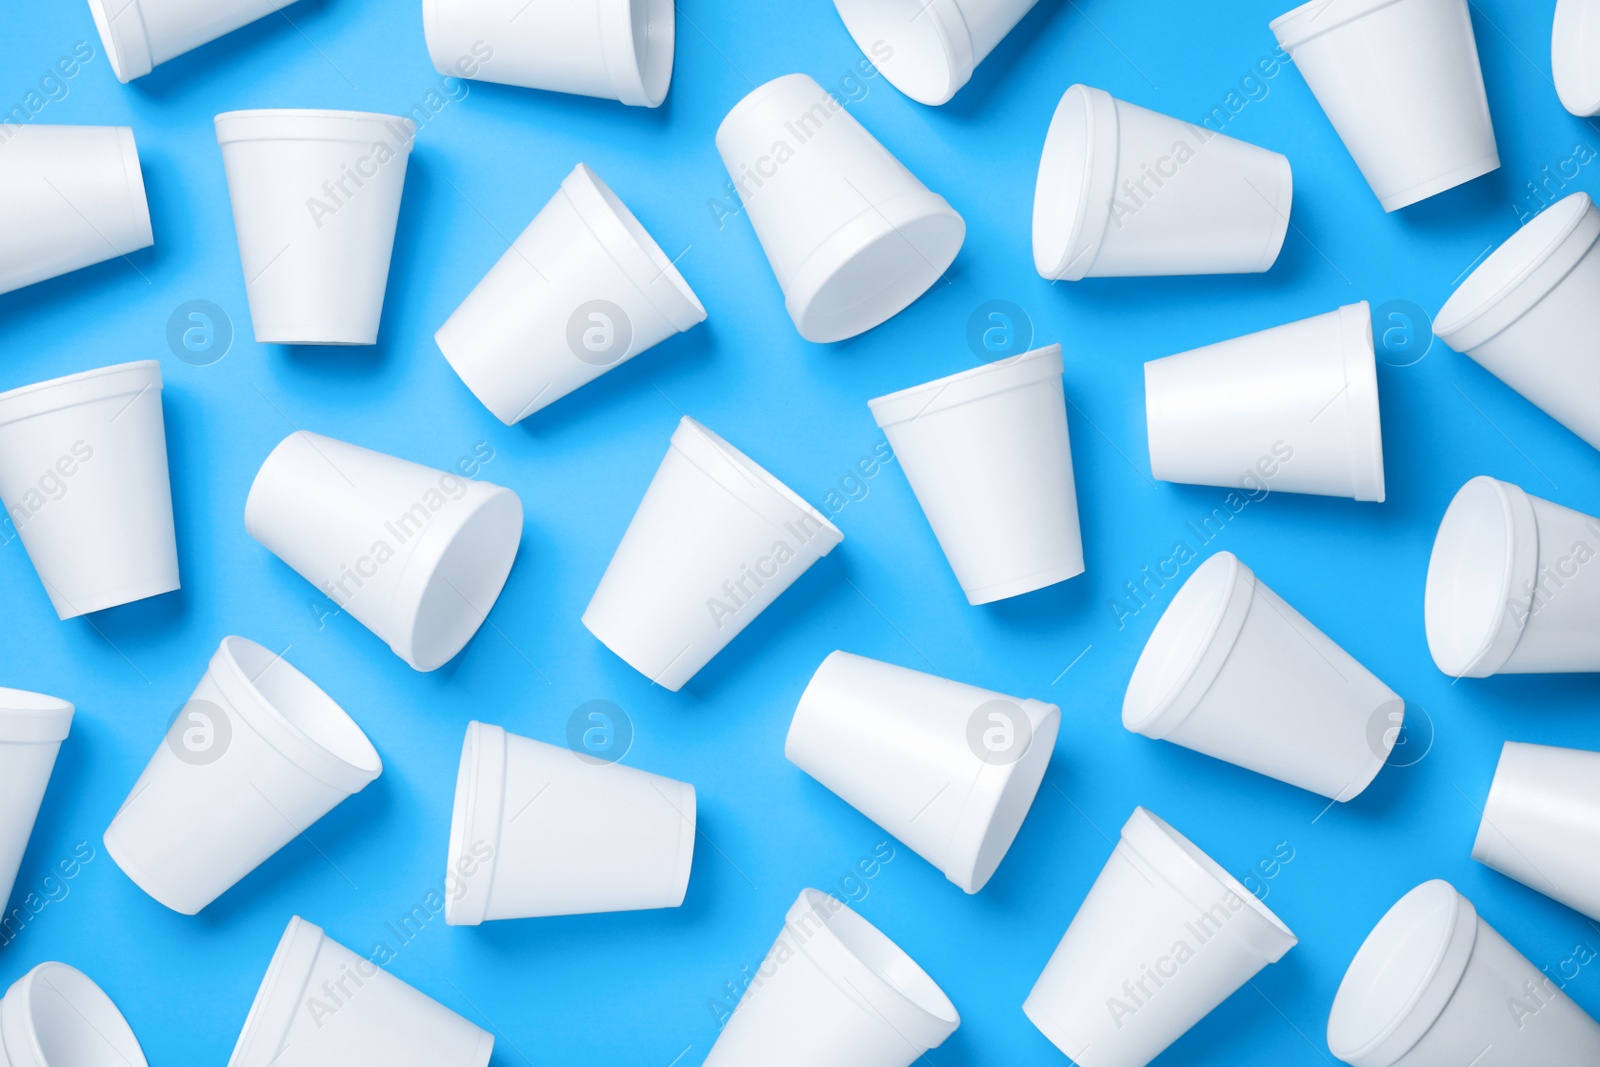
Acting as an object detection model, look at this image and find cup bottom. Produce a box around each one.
[47,570,180,621]
[102,824,202,915]
[1380,152,1501,212]
[787,195,965,343]
[963,557,1085,606]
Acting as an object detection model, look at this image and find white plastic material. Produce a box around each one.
[715,73,965,343]
[227,916,494,1067]
[216,109,414,345]
[1023,807,1297,1067]
[1328,880,1600,1066]
[582,417,841,691]
[0,361,179,619]
[245,431,524,672]
[0,125,153,295]
[0,690,72,912]
[1033,84,1292,281]
[704,888,959,1067]
[831,0,1038,105]
[1145,302,1385,502]
[1474,741,1600,920]
[1424,475,1600,678]
[787,652,1059,893]
[1272,0,1499,211]
[870,345,1083,604]
[1434,192,1600,452]
[444,720,695,924]
[423,0,674,107]
[1554,0,1600,116]
[102,637,381,915]
[436,162,705,424]
[0,962,148,1067]
[1124,551,1402,801]
[86,0,300,82]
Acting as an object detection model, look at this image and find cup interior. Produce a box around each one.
[18,963,147,1067]
[569,163,704,328]
[833,0,963,104]
[1129,808,1296,954]
[797,889,959,1032]
[223,636,380,779]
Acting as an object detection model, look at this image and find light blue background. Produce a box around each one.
[2,0,1599,1063]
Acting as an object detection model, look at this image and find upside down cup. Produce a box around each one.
[0,690,73,912]
[582,417,841,691]
[1034,84,1292,281]
[704,889,960,1067]
[435,162,705,424]
[86,0,302,81]
[216,109,414,345]
[444,720,695,924]
[0,962,148,1067]
[1145,302,1385,501]
[787,651,1059,893]
[1473,741,1600,921]
[831,0,1040,105]
[103,637,381,915]
[715,73,964,342]
[0,124,153,295]
[1271,0,1499,210]
[423,0,675,106]
[870,344,1083,604]
[1124,551,1403,801]
[245,431,524,672]
[1023,807,1297,1067]
[0,361,179,619]
[1424,475,1600,677]
[1434,192,1600,452]
[227,916,494,1067]
[1328,880,1600,1065]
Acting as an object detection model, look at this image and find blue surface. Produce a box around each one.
[2,0,1600,1063]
